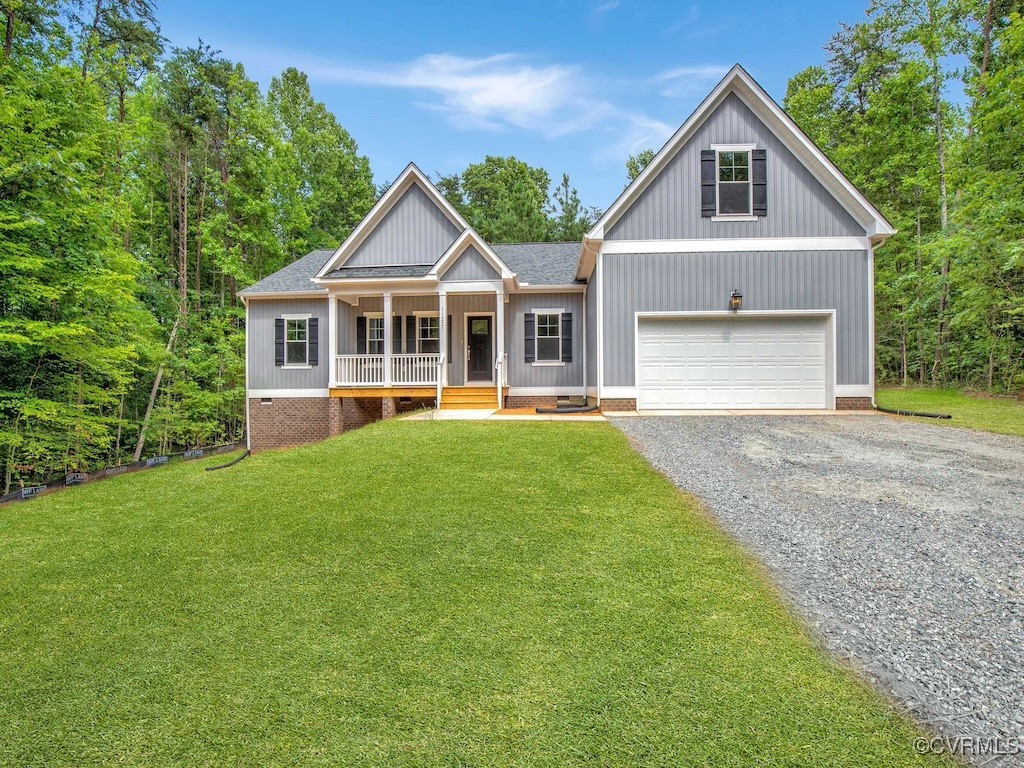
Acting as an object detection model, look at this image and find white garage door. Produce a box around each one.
[637,315,830,410]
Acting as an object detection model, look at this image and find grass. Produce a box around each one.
[0,421,945,767]
[877,386,1024,438]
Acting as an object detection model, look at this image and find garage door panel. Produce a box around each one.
[638,316,830,410]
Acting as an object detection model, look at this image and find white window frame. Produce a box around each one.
[416,312,440,354]
[711,143,757,222]
[364,312,385,355]
[532,307,565,367]
[281,313,311,369]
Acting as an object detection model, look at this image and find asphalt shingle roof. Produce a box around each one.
[324,264,434,279]
[491,242,583,286]
[239,241,584,295]
[239,249,332,295]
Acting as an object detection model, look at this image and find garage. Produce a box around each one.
[636,314,832,410]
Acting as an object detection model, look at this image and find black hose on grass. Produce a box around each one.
[535,404,601,414]
[205,450,250,471]
[874,405,952,420]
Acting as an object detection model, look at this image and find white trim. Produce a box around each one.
[439,279,505,295]
[250,389,330,398]
[513,284,586,293]
[530,306,566,314]
[632,310,838,411]
[280,364,312,370]
[280,313,312,320]
[282,315,311,367]
[362,311,384,318]
[532,309,565,365]
[711,142,756,218]
[600,237,870,254]
[412,310,440,317]
[241,291,326,300]
[507,387,583,396]
[327,294,338,387]
[596,252,604,402]
[582,64,893,252]
[836,385,872,398]
[868,244,876,403]
[602,386,637,399]
[244,301,251,450]
[532,362,566,368]
[316,163,470,278]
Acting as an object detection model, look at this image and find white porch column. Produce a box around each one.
[383,291,393,386]
[327,291,337,386]
[495,290,505,396]
[438,289,448,387]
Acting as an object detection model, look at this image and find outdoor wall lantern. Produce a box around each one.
[729,289,743,312]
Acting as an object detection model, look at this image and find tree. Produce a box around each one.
[267,67,375,262]
[626,149,655,183]
[551,173,599,241]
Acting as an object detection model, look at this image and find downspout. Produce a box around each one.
[581,282,588,402]
[243,296,251,451]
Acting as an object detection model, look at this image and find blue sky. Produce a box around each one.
[158,0,871,208]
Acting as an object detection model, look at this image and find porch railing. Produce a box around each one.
[392,353,442,385]
[334,354,441,386]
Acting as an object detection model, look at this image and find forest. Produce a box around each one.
[1,0,1022,489]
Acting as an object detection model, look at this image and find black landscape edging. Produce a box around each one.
[0,442,244,506]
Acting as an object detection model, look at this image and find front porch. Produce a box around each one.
[326,289,508,409]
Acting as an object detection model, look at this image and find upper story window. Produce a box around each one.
[368,316,384,355]
[418,316,440,354]
[536,313,562,362]
[285,318,308,366]
[717,149,751,216]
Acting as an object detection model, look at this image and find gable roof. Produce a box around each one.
[239,249,331,296]
[429,228,514,281]
[579,64,894,277]
[315,162,470,278]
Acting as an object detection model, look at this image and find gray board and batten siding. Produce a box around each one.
[248,297,329,390]
[606,93,867,241]
[346,183,462,267]
[505,292,584,389]
[600,250,870,388]
[441,245,500,282]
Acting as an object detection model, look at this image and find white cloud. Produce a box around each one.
[593,0,621,14]
[655,64,731,98]
[663,5,700,33]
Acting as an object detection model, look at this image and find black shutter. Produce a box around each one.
[308,318,319,366]
[406,315,417,353]
[356,316,367,354]
[392,316,402,354]
[274,318,285,366]
[561,313,573,363]
[752,148,767,217]
[700,149,716,218]
[524,312,536,363]
[447,315,452,364]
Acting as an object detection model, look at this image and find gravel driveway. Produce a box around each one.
[614,414,1024,765]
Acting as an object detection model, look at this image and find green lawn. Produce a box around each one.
[0,421,944,767]
[877,386,1024,438]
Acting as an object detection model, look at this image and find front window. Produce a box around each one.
[368,316,384,354]
[285,318,308,365]
[537,313,561,362]
[418,316,440,354]
[717,150,751,215]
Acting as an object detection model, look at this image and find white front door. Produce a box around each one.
[637,315,830,410]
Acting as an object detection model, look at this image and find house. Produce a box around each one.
[240,65,893,451]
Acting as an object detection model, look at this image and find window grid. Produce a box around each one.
[368,317,384,355]
[717,150,752,216]
[536,313,561,362]
[418,316,440,354]
[285,318,308,365]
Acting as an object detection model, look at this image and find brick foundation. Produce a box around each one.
[248,397,335,451]
[248,394,429,452]
[599,398,637,411]
[836,397,873,410]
